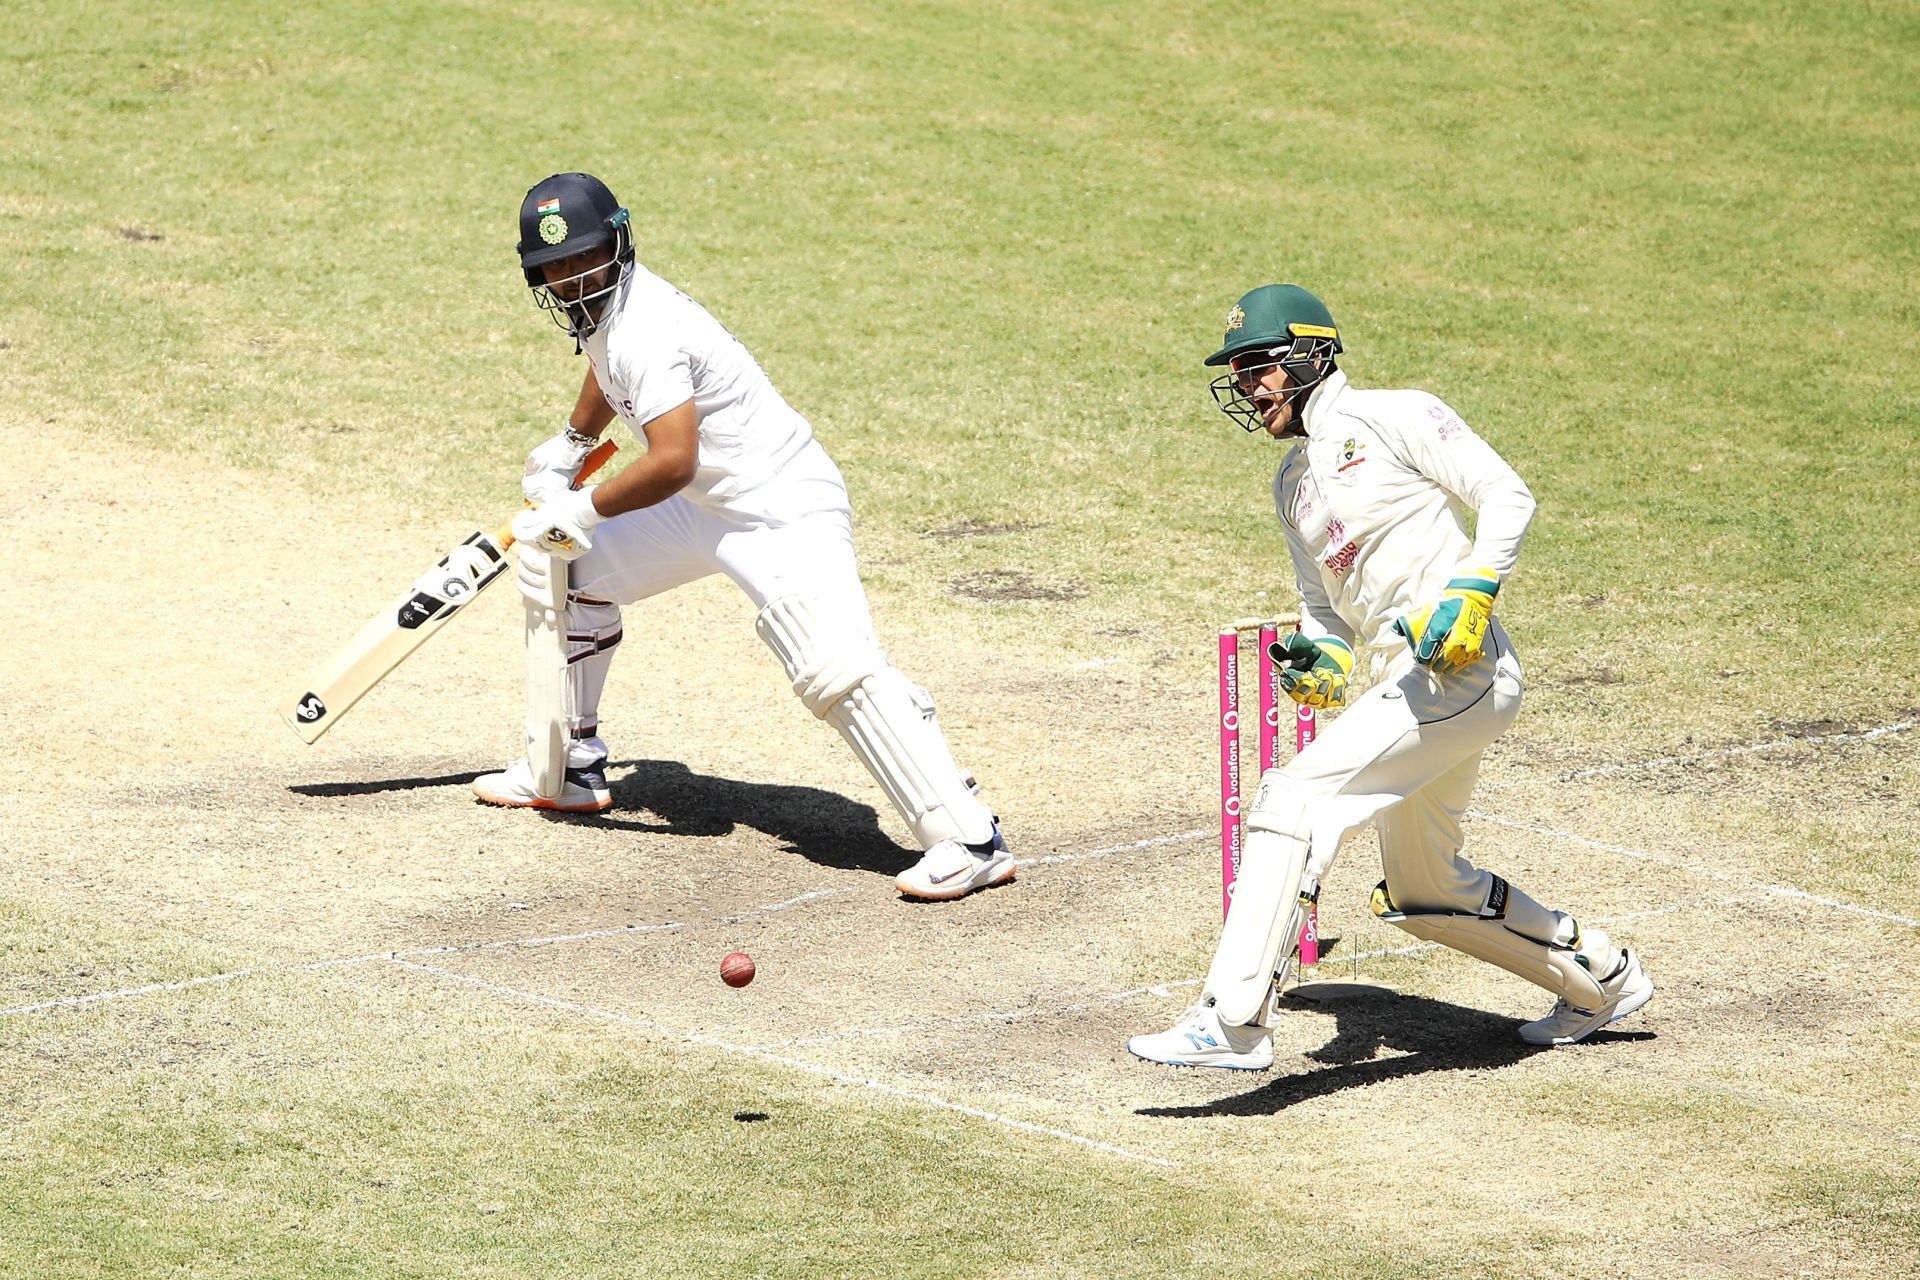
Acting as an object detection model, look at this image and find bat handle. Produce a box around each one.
[498,439,618,550]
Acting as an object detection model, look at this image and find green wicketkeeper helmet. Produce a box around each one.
[1205,284,1343,432]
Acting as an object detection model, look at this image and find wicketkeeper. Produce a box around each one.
[478,172,1014,901]
[1129,285,1654,1064]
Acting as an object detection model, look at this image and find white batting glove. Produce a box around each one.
[511,486,605,561]
[522,427,596,504]
[516,542,555,606]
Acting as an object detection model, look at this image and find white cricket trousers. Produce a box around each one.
[572,441,874,623]
[1256,620,1524,912]
[554,442,876,754]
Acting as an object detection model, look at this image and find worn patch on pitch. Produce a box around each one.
[947,568,1084,602]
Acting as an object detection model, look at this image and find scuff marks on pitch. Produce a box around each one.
[947,568,1084,603]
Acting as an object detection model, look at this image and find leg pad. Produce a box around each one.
[1371,878,1608,1010]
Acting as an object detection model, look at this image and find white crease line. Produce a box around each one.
[720,888,854,921]
[1467,810,1920,929]
[2,968,262,1016]
[1015,828,1211,868]
[1764,884,1920,928]
[392,920,687,960]
[754,979,1207,1051]
[0,891,847,1019]
[1555,719,1917,782]
[752,898,1733,1052]
[0,951,389,1017]
[389,958,1172,1169]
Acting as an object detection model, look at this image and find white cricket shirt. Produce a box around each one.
[583,264,818,515]
[1273,370,1535,665]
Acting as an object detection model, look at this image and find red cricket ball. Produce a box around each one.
[720,951,756,988]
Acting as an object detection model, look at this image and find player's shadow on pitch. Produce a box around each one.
[288,758,915,877]
[1136,987,1654,1118]
[583,758,915,876]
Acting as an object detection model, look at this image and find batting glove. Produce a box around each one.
[1392,568,1499,675]
[511,486,605,561]
[516,542,555,606]
[522,426,597,504]
[1271,632,1355,710]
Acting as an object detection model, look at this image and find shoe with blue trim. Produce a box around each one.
[1127,1001,1274,1070]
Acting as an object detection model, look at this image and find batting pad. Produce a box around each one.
[1371,878,1609,1010]
[756,595,994,849]
[522,546,570,799]
[1204,802,1315,1026]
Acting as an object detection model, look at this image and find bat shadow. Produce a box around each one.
[1135,987,1655,1117]
[289,758,916,878]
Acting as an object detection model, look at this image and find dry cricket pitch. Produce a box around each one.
[5,419,1917,1278]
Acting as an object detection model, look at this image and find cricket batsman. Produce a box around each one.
[479,172,1013,901]
[1129,285,1654,1064]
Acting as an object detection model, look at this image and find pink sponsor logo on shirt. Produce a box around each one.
[1428,403,1465,441]
[1322,521,1358,576]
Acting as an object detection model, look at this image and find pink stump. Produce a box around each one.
[1218,629,1241,920]
[1295,694,1320,965]
[1257,624,1280,777]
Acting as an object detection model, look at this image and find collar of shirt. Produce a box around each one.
[1300,368,1349,439]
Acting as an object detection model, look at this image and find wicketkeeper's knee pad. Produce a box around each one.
[755,595,992,848]
[1370,875,1609,1009]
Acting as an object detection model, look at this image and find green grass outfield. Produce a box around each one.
[6,0,1917,745]
[4,2,1918,1275]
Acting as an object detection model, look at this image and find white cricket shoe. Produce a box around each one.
[1127,1002,1274,1071]
[1518,948,1654,1046]
[472,756,613,814]
[895,825,1014,900]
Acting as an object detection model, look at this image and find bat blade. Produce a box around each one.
[279,439,616,745]
[279,530,513,743]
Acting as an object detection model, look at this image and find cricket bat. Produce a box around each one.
[279,440,616,743]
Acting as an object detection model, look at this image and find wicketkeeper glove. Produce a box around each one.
[1392,568,1500,675]
[1270,632,1355,710]
[511,486,605,561]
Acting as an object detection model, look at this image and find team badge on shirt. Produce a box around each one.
[1338,437,1367,472]
[538,213,568,245]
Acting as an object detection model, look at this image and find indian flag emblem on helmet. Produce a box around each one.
[536,197,561,215]
[1224,304,1245,334]
[538,213,568,245]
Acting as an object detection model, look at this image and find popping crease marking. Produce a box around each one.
[388,958,1175,1169]
[1553,718,1917,782]
[1014,828,1212,868]
[0,894,827,1019]
[1467,810,1920,929]
[747,896,1740,1052]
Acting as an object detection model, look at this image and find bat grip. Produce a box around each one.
[498,439,618,550]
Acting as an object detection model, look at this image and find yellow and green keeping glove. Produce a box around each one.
[1270,632,1355,709]
[1392,568,1500,675]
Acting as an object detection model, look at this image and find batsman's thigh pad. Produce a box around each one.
[1371,874,1607,1009]
[1204,791,1316,1026]
[756,595,992,848]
